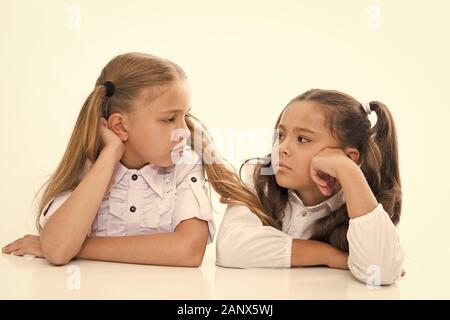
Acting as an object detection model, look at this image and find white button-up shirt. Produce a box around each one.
[283,189,346,240]
[40,148,215,243]
[216,174,405,285]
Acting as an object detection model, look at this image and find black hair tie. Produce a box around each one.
[103,81,115,97]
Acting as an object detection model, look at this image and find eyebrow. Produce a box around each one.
[277,124,317,135]
[159,107,192,113]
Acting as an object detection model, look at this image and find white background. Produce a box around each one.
[1,0,449,297]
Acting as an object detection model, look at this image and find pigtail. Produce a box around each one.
[363,101,402,225]
[81,86,108,162]
[185,114,275,226]
[36,86,107,232]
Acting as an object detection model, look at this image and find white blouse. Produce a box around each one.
[39,148,216,243]
[216,185,404,285]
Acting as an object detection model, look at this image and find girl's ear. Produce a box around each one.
[107,113,129,142]
[344,147,360,164]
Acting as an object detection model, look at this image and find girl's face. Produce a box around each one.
[272,100,339,197]
[120,80,192,169]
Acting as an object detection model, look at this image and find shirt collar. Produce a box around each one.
[140,163,174,197]
[287,188,346,216]
[108,161,174,198]
[109,162,128,190]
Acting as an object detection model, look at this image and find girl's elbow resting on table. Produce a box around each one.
[40,231,79,266]
[183,236,207,267]
[215,243,233,268]
[42,246,73,266]
[215,234,248,268]
[349,254,404,285]
[173,218,209,267]
[381,257,405,285]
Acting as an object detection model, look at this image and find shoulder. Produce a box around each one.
[39,191,72,228]
[222,204,264,227]
[41,191,72,216]
[174,148,204,185]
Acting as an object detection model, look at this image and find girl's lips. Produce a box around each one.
[278,162,292,170]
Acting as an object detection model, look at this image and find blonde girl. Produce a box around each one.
[2,52,240,267]
[215,89,405,285]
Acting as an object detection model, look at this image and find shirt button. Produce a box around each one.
[131,174,138,181]
[191,177,197,183]
[129,206,136,213]
[302,212,307,217]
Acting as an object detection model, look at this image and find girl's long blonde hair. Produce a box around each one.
[36,52,265,232]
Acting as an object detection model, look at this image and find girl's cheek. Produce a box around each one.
[294,154,309,168]
[297,160,313,178]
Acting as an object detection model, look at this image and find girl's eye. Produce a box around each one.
[165,117,176,123]
[277,133,284,140]
[298,136,309,143]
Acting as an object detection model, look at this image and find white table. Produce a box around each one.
[1,253,442,300]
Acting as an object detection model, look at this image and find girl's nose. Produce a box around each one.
[278,141,289,158]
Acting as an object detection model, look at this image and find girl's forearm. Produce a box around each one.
[40,146,122,265]
[291,239,347,269]
[337,161,378,219]
[76,219,208,267]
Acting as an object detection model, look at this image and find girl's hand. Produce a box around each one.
[2,235,43,258]
[310,148,354,197]
[99,118,125,159]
